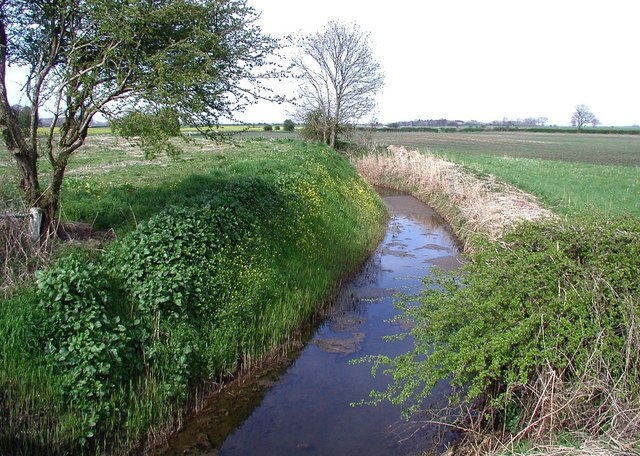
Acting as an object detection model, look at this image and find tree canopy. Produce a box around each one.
[0,0,282,235]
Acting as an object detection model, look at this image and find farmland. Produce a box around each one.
[365,130,640,216]
[369,130,640,166]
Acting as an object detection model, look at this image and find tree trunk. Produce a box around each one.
[15,149,66,240]
[38,163,66,239]
[14,151,41,206]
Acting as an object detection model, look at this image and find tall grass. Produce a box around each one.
[0,138,386,455]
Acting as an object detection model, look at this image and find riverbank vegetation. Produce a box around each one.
[0,137,386,454]
[352,144,640,454]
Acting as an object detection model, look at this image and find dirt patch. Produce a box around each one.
[57,222,115,243]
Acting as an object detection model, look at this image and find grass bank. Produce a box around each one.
[351,146,640,454]
[0,138,386,455]
[353,146,552,245]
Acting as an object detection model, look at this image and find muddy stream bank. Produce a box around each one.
[150,189,464,456]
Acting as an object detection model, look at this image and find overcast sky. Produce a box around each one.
[4,0,639,126]
[244,0,640,126]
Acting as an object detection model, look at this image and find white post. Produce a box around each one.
[29,207,43,242]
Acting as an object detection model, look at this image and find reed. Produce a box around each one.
[353,145,553,244]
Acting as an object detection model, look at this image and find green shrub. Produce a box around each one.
[283,119,295,131]
[109,178,288,397]
[263,124,273,131]
[363,216,640,433]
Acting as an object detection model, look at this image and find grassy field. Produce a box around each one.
[365,130,640,216]
[0,136,386,454]
[1,134,292,225]
[369,130,640,166]
[82,124,297,135]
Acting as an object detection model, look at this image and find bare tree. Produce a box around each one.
[571,104,600,129]
[293,21,384,148]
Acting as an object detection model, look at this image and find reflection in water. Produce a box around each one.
[154,190,464,456]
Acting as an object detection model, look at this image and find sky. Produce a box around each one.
[4,0,639,126]
[241,0,640,126]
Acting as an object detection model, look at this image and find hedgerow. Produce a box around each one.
[362,215,640,450]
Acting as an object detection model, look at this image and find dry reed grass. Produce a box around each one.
[353,145,554,243]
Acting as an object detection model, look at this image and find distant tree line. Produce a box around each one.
[386,117,549,129]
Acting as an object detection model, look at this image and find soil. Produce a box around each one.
[56,221,115,244]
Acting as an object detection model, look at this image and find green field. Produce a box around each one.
[370,130,640,166]
[366,130,640,216]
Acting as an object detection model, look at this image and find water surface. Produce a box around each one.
[154,189,464,455]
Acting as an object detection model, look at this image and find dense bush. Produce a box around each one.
[108,178,289,398]
[283,119,296,131]
[36,255,135,440]
[364,215,640,445]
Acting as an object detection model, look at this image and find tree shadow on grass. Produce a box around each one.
[63,172,233,236]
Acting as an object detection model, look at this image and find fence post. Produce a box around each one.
[29,207,42,242]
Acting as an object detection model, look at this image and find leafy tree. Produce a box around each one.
[10,104,33,132]
[282,118,295,131]
[571,104,600,129]
[293,21,384,148]
[0,0,282,236]
[110,108,183,159]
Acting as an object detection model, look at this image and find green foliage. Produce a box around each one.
[263,124,273,131]
[364,216,640,421]
[10,104,33,132]
[300,108,331,143]
[36,255,135,440]
[109,178,288,397]
[283,119,295,131]
[0,139,386,453]
[110,108,184,159]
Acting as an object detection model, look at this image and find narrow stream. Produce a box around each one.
[152,189,464,456]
